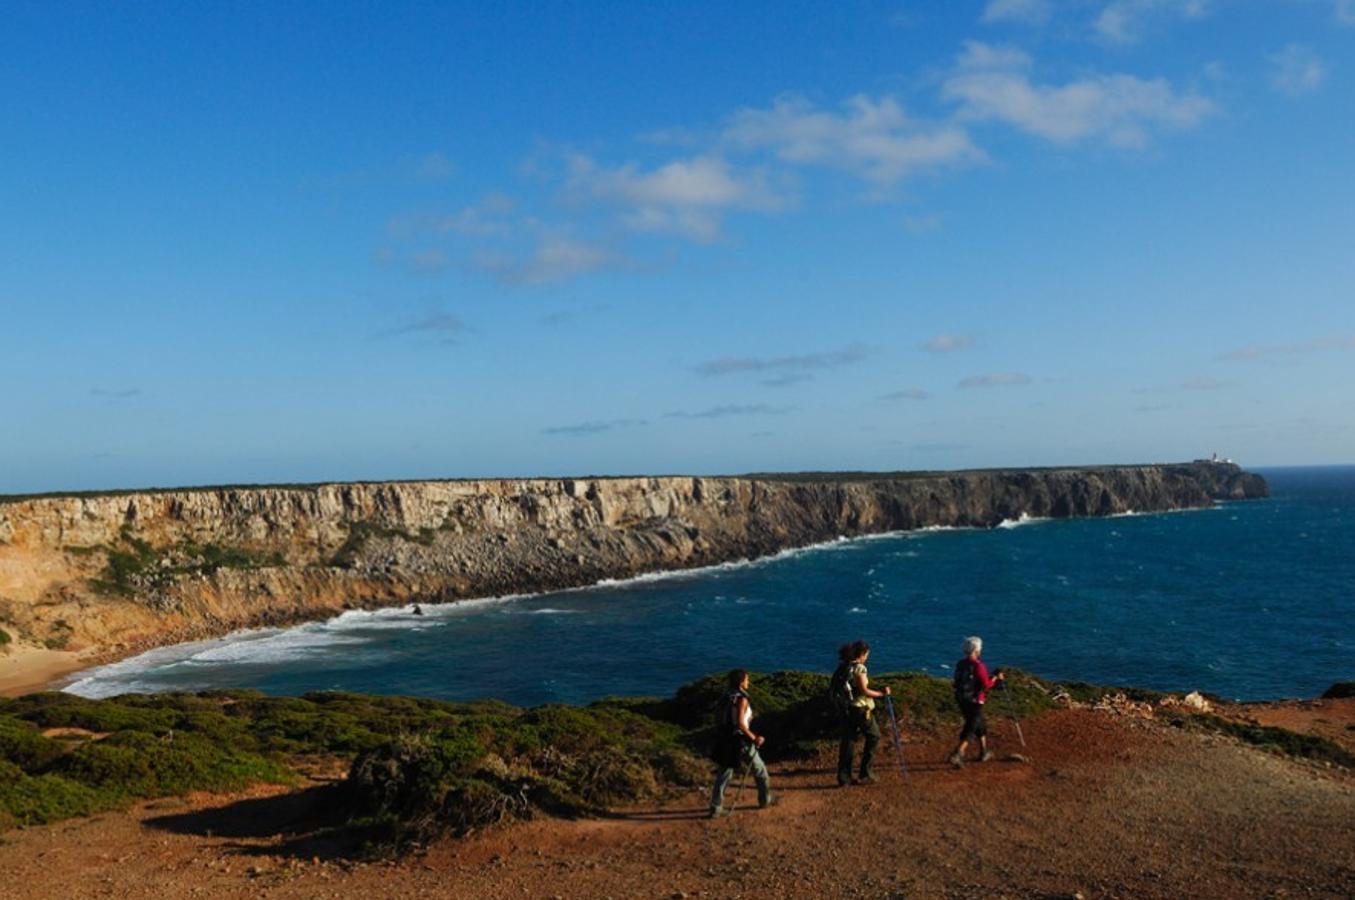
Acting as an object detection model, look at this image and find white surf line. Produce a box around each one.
[61,502,1221,697]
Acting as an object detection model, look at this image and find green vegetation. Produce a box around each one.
[1188,714,1355,768]
[0,669,1340,852]
[88,528,285,596]
[0,628,11,648]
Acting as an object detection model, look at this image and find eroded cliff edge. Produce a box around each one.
[0,463,1267,655]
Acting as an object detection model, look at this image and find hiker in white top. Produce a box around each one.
[709,669,776,818]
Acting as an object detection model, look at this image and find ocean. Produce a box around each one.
[64,466,1354,703]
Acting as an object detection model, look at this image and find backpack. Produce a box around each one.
[953,658,980,704]
[720,689,749,734]
[828,662,856,713]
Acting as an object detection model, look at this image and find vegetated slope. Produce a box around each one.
[0,463,1266,654]
[0,674,1352,899]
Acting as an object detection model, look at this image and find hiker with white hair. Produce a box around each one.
[947,635,1004,769]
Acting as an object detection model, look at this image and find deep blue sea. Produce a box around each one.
[65,466,1354,703]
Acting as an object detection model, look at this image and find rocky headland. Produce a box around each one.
[0,462,1267,661]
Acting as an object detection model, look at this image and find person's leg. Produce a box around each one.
[750,749,774,807]
[859,713,881,781]
[710,764,734,813]
[976,705,992,761]
[950,702,977,767]
[837,714,858,785]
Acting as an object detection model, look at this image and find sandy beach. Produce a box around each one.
[0,644,93,697]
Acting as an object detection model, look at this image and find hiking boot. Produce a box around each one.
[758,795,779,810]
[947,750,964,769]
[856,772,878,785]
[980,749,995,762]
[837,775,852,787]
[708,806,730,819]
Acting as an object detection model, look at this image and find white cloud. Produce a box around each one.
[903,213,943,234]
[958,372,1031,388]
[473,235,615,285]
[922,333,974,353]
[413,151,456,182]
[1268,44,1326,96]
[665,404,792,419]
[566,154,782,241]
[437,193,517,236]
[878,388,931,401]
[982,0,1053,25]
[943,41,1214,147]
[1094,0,1209,44]
[542,418,648,436]
[723,94,982,186]
[694,344,869,377]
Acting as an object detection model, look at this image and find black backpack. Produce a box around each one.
[720,689,749,733]
[828,662,856,713]
[953,658,980,704]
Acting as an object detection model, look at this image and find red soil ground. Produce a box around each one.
[2,701,1353,899]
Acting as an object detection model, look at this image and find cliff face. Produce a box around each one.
[0,463,1267,654]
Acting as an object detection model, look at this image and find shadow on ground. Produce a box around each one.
[144,785,372,860]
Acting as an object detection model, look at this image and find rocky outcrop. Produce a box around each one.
[0,463,1267,655]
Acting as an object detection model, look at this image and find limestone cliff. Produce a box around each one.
[0,463,1267,654]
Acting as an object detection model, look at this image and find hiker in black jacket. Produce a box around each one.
[832,640,891,786]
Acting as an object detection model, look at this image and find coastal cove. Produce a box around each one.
[50,466,1350,704]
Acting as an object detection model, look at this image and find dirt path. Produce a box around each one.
[2,704,1353,899]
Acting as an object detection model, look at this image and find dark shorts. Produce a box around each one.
[958,700,986,741]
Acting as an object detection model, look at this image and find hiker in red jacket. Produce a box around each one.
[947,635,1004,768]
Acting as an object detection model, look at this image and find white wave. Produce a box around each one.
[524,607,577,615]
[848,607,867,614]
[997,512,1049,529]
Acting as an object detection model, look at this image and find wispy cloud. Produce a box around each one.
[565,154,784,242]
[377,312,466,341]
[903,213,943,234]
[878,388,931,401]
[958,372,1031,388]
[922,333,974,353]
[760,373,814,388]
[723,94,982,187]
[1219,334,1355,361]
[693,343,869,377]
[437,193,515,236]
[473,235,616,285]
[90,387,141,399]
[1339,0,1355,25]
[943,41,1214,148]
[413,151,456,182]
[541,304,614,328]
[1094,0,1210,44]
[665,404,791,419]
[982,0,1053,25]
[1268,44,1326,96]
[542,418,648,436]
[409,248,452,273]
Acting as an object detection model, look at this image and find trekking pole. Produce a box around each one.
[884,696,910,780]
[999,680,1026,748]
[726,745,756,812]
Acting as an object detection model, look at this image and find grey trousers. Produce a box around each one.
[710,743,770,810]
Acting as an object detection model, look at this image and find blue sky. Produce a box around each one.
[2,1,1353,492]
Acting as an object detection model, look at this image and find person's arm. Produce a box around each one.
[974,659,1000,692]
[855,668,891,699]
[736,697,764,746]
